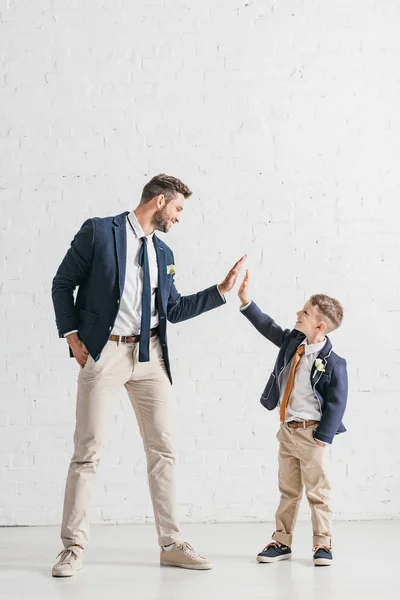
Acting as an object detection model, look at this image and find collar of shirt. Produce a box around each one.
[127,210,155,240]
[301,338,326,356]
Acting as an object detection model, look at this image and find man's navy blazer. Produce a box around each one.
[52,212,225,384]
[241,301,348,444]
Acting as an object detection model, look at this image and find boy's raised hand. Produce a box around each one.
[238,269,251,306]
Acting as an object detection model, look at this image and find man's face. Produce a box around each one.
[151,193,185,233]
[294,300,325,339]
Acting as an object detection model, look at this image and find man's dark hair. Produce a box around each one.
[140,174,192,204]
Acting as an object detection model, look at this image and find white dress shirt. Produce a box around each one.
[64,211,159,338]
[280,339,326,422]
[111,211,159,335]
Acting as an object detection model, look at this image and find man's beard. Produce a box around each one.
[151,208,170,233]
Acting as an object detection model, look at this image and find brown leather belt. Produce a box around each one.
[109,327,159,344]
[286,420,319,429]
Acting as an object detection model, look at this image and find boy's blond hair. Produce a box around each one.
[309,294,344,333]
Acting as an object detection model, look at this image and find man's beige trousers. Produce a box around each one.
[272,423,332,548]
[61,337,180,548]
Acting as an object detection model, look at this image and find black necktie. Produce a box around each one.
[138,236,151,362]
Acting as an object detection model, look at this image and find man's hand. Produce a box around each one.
[314,439,326,447]
[66,332,89,368]
[218,255,247,296]
[238,269,250,306]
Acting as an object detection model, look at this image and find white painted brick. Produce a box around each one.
[1,0,399,526]
[0,508,14,526]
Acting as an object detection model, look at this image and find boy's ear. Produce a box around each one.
[317,320,327,332]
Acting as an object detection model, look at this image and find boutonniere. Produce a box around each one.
[313,358,325,377]
[166,264,176,275]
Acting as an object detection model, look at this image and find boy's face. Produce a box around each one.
[294,300,326,339]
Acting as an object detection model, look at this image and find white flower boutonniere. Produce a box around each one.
[313,358,325,377]
[166,264,176,275]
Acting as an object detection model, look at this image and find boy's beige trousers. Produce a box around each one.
[272,423,332,548]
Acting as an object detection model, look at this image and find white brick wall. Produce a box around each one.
[1,0,399,526]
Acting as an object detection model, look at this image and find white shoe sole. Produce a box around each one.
[257,554,292,563]
[160,561,212,570]
[52,565,83,577]
[314,558,332,566]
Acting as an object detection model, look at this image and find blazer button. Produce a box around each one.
[117,299,120,304]
[109,326,112,331]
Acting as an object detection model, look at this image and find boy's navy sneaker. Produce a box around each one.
[313,546,333,566]
[257,542,292,563]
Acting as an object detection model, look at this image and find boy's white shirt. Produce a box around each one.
[280,339,326,426]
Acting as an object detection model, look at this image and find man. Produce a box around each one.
[51,174,246,576]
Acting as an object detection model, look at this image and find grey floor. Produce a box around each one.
[0,521,397,600]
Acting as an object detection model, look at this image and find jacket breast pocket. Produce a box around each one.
[318,373,331,382]
[165,274,173,291]
[78,309,98,342]
[162,276,174,304]
[315,373,330,390]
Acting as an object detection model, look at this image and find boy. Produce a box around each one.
[238,270,348,566]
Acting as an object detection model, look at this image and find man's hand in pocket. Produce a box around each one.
[66,333,89,368]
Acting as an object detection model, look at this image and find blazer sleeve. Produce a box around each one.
[166,255,225,323]
[51,219,95,336]
[241,301,291,348]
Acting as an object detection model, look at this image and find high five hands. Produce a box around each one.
[218,255,247,296]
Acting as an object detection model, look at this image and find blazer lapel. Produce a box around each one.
[153,235,167,311]
[310,336,332,382]
[113,212,129,298]
[284,332,305,366]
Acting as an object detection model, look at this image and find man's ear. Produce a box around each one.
[155,194,165,208]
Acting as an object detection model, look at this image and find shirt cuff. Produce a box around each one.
[240,300,252,311]
[216,285,226,303]
[63,330,78,337]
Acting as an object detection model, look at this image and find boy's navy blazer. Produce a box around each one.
[242,301,348,445]
[51,212,225,384]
